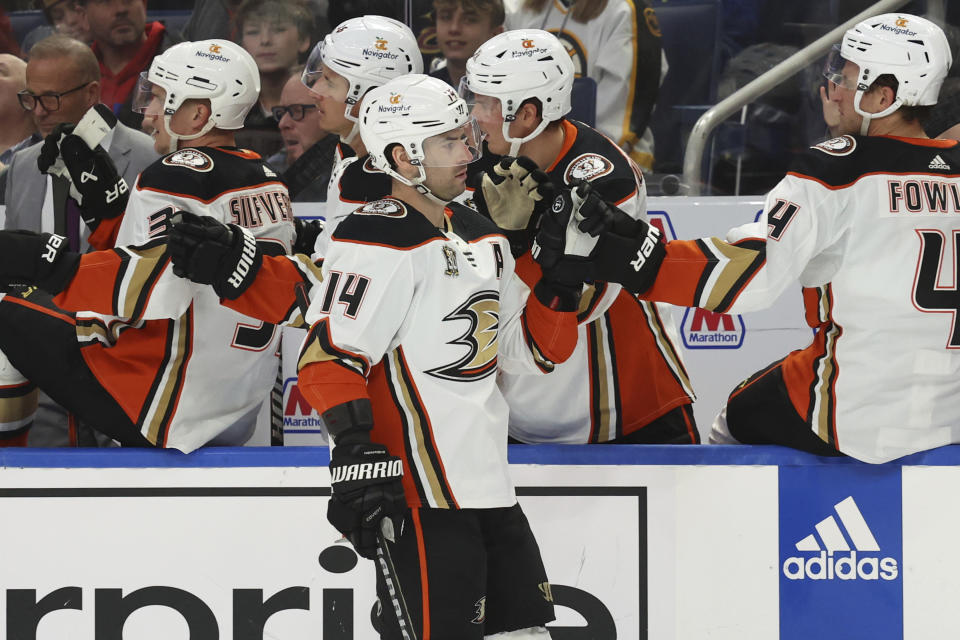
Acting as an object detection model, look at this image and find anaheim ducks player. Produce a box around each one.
[298,15,422,254]
[564,14,959,463]
[461,29,697,445]
[0,39,294,451]
[164,74,587,638]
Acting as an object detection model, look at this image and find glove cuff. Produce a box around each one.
[533,278,582,312]
[213,226,263,300]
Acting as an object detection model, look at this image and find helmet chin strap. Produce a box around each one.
[853,89,902,136]
[340,102,361,145]
[504,117,550,156]
[162,113,217,154]
[384,163,451,206]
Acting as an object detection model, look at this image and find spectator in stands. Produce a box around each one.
[506,0,666,170]
[267,69,334,201]
[21,0,92,55]
[78,0,178,129]
[2,35,156,446]
[234,0,312,158]
[0,8,21,57]
[0,54,38,168]
[183,0,328,43]
[430,0,503,89]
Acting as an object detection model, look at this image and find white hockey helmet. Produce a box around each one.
[360,74,482,203]
[463,29,574,155]
[825,13,952,134]
[303,15,423,143]
[133,39,260,152]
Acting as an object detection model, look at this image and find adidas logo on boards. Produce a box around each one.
[929,154,951,170]
[782,496,898,581]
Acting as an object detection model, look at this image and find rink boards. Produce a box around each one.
[1,444,959,640]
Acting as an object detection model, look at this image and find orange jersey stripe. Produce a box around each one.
[223,255,306,324]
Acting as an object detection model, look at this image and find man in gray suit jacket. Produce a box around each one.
[1,35,157,446]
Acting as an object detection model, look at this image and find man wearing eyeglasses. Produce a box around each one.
[267,71,335,203]
[0,34,156,448]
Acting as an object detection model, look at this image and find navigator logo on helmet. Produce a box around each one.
[302,15,423,144]
[131,39,260,154]
[360,74,483,205]
[823,13,952,135]
[462,29,574,155]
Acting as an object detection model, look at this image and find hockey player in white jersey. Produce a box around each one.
[299,15,422,253]
[557,13,960,463]
[0,39,295,450]
[164,74,589,638]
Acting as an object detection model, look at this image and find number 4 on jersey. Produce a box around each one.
[913,229,960,348]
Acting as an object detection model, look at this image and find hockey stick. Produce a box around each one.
[376,518,417,640]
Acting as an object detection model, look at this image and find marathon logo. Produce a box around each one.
[362,47,399,60]
[194,50,231,63]
[680,307,745,349]
[330,459,403,484]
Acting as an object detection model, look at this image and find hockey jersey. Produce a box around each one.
[641,134,960,462]
[505,0,665,169]
[298,199,577,509]
[54,146,295,451]
[503,119,694,444]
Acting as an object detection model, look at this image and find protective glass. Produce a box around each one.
[271,103,317,121]
[420,118,484,167]
[823,45,860,91]
[17,81,91,112]
[131,72,162,116]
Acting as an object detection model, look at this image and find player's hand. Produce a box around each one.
[293,217,324,256]
[327,441,406,559]
[168,212,262,300]
[0,230,79,294]
[534,180,666,295]
[472,156,555,231]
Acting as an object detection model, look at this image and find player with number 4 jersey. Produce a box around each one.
[571,13,959,463]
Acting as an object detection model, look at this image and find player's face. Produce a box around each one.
[421,123,481,200]
[142,86,199,153]
[827,60,868,136]
[470,93,510,154]
[307,66,355,138]
[241,19,309,75]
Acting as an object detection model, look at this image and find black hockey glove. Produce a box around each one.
[0,230,80,294]
[534,180,666,296]
[292,217,325,255]
[168,212,262,300]
[327,438,406,560]
[570,180,666,295]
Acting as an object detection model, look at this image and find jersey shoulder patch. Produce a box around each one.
[564,152,615,183]
[161,148,215,171]
[333,198,443,249]
[811,135,857,156]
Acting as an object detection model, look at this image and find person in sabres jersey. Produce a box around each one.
[554,14,960,464]
[163,73,594,638]
[0,39,295,450]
